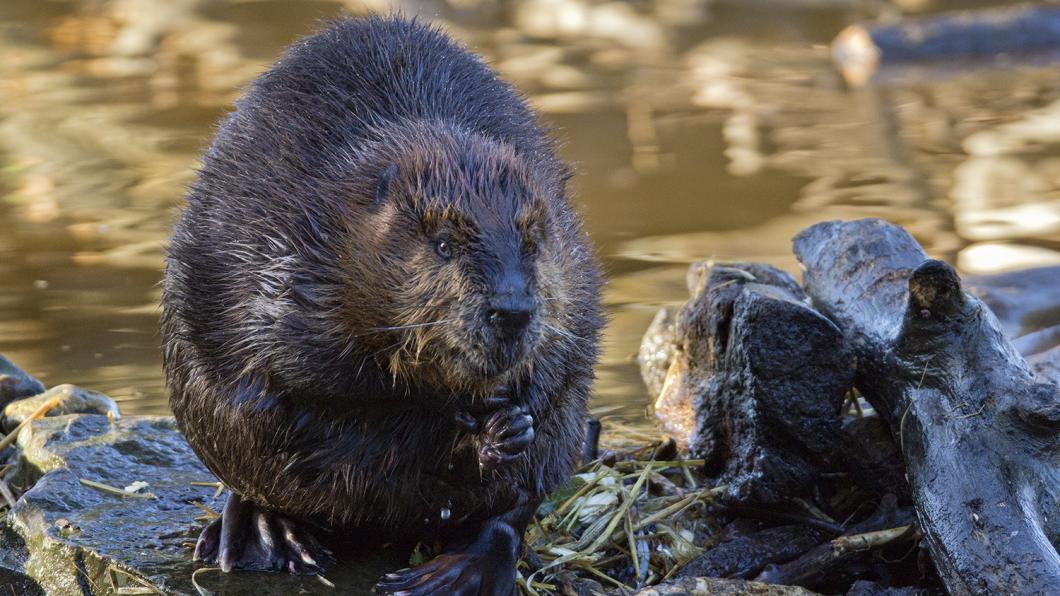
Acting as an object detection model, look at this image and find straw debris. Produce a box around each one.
[521,450,724,594]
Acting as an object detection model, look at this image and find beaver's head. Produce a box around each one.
[344,122,566,393]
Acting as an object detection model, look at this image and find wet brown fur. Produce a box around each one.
[161,15,603,547]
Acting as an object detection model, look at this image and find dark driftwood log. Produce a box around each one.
[755,494,916,589]
[678,525,827,580]
[846,580,928,596]
[635,577,819,596]
[793,218,1060,595]
[838,416,907,500]
[673,262,854,505]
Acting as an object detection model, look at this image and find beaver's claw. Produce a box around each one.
[477,405,535,471]
[194,492,333,574]
[375,523,519,595]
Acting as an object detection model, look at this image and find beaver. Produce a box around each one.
[161,15,603,595]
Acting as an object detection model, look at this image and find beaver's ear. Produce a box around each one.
[374,163,399,205]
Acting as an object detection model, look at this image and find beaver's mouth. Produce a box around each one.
[447,324,538,385]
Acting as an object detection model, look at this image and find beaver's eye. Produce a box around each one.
[434,238,452,260]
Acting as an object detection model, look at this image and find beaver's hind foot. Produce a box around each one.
[375,521,520,595]
[193,492,334,574]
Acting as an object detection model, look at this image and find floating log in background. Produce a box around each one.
[648,262,853,505]
[1031,346,1060,388]
[966,265,1060,342]
[793,218,1060,595]
[832,5,1060,85]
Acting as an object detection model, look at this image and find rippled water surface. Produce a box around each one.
[1,0,1058,431]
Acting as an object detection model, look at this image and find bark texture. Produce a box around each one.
[793,218,1060,595]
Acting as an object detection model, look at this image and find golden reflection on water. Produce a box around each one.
[0,1,1058,432]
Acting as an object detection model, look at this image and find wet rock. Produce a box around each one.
[677,524,826,580]
[0,526,44,596]
[637,576,821,595]
[0,355,46,410]
[2,384,121,433]
[658,262,853,505]
[0,414,397,595]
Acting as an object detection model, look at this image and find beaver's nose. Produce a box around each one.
[489,270,533,336]
[489,300,532,335]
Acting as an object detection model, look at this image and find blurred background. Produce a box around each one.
[0,0,1058,431]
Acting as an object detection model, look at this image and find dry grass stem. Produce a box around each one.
[79,478,158,499]
[0,394,64,452]
[523,451,723,594]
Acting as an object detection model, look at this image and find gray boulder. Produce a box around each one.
[0,355,46,410]
[1,414,396,595]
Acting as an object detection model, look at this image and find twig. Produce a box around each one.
[79,478,157,499]
[0,481,16,509]
[191,567,218,596]
[831,525,914,555]
[586,464,653,553]
[0,394,64,452]
[190,500,219,519]
[634,485,724,531]
[612,459,704,471]
[107,565,163,594]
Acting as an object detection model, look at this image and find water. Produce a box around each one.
[1,1,1058,432]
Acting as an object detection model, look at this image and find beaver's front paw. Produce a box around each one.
[477,404,534,471]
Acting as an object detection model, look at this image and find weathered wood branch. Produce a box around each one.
[651,262,853,505]
[793,218,1060,595]
[965,265,1060,342]
[677,524,827,581]
[1031,346,1060,388]
[756,494,915,589]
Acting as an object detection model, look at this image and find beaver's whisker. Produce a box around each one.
[362,319,455,333]
[543,323,583,344]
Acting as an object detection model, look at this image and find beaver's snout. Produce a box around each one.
[487,269,534,339]
[489,301,532,336]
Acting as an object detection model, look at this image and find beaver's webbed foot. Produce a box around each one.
[193,492,333,574]
[375,522,519,595]
[477,402,535,471]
